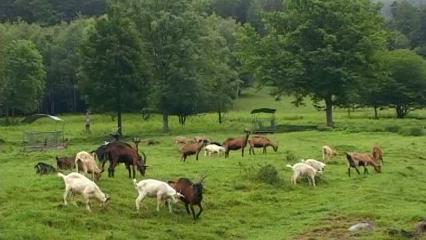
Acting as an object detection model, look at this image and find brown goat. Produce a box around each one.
[56,156,76,170]
[180,140,207,162]
[372,145,384,165]
[168,177,205,222]
[248,136,278,155]
[345,151,382,177]
[103,141,147,178]
[223,130,251,158]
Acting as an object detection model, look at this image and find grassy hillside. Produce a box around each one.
[0,89,425,240]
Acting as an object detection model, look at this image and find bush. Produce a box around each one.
[284,150,298,162]
[385,125,401,133]
[399,127,425,136]
[256,164,281,185]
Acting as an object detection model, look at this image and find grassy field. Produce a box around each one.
[0,89,425,240]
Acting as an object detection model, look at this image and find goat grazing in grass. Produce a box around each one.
[223,130,251,158]
[300,159,326,173]
[204,144,226,157]
[322,145,337,161]
[58,172,110,212]
[133,179,183,213]
[75,151,102,181]
[168,177,205,222]
[286,163,319,187]
[103,141,147,178]
[175,136,196,145]
[34,162,56,175]
[345,151,382,177]
[248,136,278,155]
[180,140,208,162]
[56,156,76,170]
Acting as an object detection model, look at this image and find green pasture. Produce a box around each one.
[0,90,425,240]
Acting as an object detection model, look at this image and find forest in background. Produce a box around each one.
[0,0,425,131]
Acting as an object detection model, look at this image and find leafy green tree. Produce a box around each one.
[1,40,46,118]
[243,0,388,127]
[200,15,241,123]
[131,0,210,131]
[80,1,147,135]
[376,49,426,118]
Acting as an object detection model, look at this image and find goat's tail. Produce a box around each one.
[286,164,293,169]
[57,172,65,179]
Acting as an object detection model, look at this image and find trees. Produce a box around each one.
[242,0,388,127]
[375,49,426,118]
[80,1,147,135]
[0,40,46,118]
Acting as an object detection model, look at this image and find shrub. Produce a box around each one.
[385,125,401,133]
[256,164,281,185]
[284,150,298,162]
[399,127,425,136]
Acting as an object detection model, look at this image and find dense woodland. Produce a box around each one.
[0,0,425,131]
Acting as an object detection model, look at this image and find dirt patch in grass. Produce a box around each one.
[295,215,375,240]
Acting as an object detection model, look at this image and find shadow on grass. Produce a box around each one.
[275,124,319,133]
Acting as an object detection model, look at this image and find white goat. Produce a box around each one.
[301,159,326,174]
[133,179,183,213]
[57,172,110,212]
[322,145,337,161]
[286,163,318,187]
[75,151,102,181]
[204,144,226,157]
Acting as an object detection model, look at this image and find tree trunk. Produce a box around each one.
[218,104,222,124]
[374,105,378,119]
[325,95,334,127]
[395,105,408,118]
[162,113,169,132]
[117,110,122,136]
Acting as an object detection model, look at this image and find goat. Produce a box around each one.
[204,144,226,157]
[175,136,196,145]
[194,136,210,144]
[34,162,56,175]
[75,151,102,181]
[133,179,183,213]
[345,151,382,177]
[223,130,251,158]
[57,172,110,212]
[286,163,318,187]
[372,145,384,165]
[300,159,326,173]
[322,145,337,161]
[56,156,76,170]
[103,141,147,178]
[91,142,109,163]
[180,140,208,162]
[248,136,278,155]
[168,177,205,222]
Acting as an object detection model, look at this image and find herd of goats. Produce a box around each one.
[33,130,385,222]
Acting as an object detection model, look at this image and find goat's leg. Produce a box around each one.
[135,193,145,212]
[311,176,316,187]
[225,150,229,158]
[83,195,91,212]
[63,188,70,205]
[196,151,200,160]
[241,147,245,157]
[348,167,351,177]
[363,166,369,174]
[132,165,136,179]
[184,203,190,214]
[156,194,162,212]
[196,204,203,219]
[354,167,361,175]
[190,204,196,221]
[263,147,266,154]
[166,199,172,213]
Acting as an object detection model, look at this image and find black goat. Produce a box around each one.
[34,162,56,175]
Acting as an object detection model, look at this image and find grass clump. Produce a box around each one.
[284,150,298,162]
[399,127,425,136]
[385,125,401,133]
[256,164,281,185]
